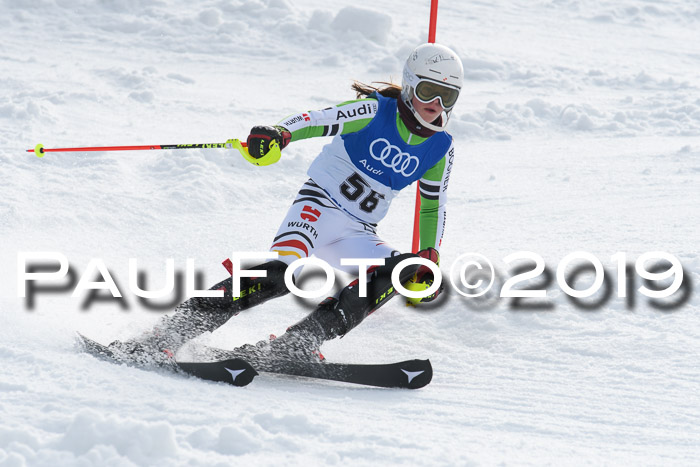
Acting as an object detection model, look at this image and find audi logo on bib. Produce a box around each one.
[369,138,420,177]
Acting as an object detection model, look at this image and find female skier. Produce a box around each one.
[109,43,464,365]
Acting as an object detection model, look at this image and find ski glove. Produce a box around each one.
[247,125,291,159]
[406,247,443,305]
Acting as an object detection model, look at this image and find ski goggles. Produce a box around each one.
[414,79,460,109]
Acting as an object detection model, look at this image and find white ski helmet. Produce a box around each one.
[401,43,464,132]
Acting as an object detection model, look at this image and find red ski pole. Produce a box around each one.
[27,141,246,157]
[26,138,283,166]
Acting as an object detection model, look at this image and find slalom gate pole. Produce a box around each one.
[26,141,246,158]
[411,0,439,253]
[428,0,438,43]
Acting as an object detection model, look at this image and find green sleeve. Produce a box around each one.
[417,144,453,250]
[276,97,429,146]
[276,98,379,142]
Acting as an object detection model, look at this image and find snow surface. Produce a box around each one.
[2,0,700,465]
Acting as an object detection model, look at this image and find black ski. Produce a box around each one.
[261,358,432,389]
[176,359,258,387]
[76,333,258,387]
[201,347,433,389]
[77,333,432,389]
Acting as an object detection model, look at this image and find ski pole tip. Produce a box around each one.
[34,143,45,158]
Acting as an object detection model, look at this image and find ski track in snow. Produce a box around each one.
[1,0,699,465]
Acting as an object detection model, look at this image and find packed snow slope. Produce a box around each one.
[1,0,699,465]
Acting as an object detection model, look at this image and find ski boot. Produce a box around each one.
[226,295,343,364]
[106,338,177,369]
[105,316,185,369]
[230,333,325,364]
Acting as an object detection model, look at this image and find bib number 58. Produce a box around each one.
[340,172,385,213]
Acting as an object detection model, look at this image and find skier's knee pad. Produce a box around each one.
[334,252,421,334]
[188,259,290,313]
[283,253,422,344]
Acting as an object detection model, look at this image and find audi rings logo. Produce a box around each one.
[369,138,420,177]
